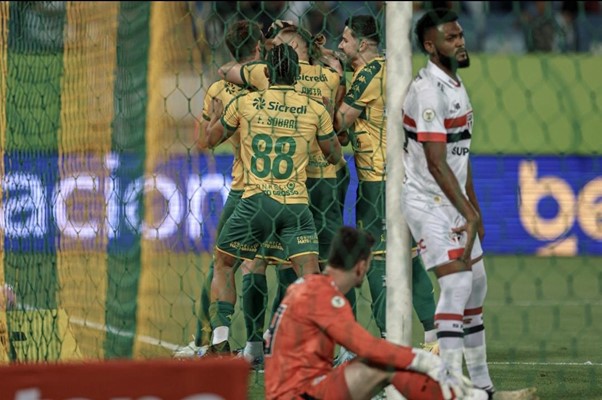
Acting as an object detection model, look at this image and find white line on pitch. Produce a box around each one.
[68,316,602,365]
[487,300,602,307]
[17,302,183,352]
[68,316,181,352]
[252,361,602,376]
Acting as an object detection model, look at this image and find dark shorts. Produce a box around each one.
[216,193,318,262]
[306,165,349,262]
[356,180,386,254]
[216,190,243,235]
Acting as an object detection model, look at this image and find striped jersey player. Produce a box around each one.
[401,8,497,397]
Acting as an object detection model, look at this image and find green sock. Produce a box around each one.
[345,288,357,318]
[412,254,436,331]
[271,268,298,318]
[367,258,386,335]
[242,273,268,342]
[209,301,235,329]
[196,262,214,347]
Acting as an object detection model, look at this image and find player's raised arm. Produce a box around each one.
[218,61,244,85]
[206,98,236,149]
[195,118,211,150]
[323,311,415,369]
[318,131,342,165]
[329,72,348,146]
[334,101,361,136]
[217,21,268,90]
[315,104,342,165]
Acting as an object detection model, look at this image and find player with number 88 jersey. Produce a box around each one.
[204,43,342,351]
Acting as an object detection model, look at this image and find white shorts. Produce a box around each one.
[401,194,483,270]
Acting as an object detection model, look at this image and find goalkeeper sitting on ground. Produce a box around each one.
[264,226,539,400]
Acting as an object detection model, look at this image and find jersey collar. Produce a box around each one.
[426,60,462,88]
[270,84,296,91]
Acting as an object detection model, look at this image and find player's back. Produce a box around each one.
[264,274,345,399]
[242,60,339,102]
[226,85,333,204]
[296,61,339,104]
[297,61,342,179]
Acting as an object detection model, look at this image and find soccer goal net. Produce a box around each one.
[0,2,601,399]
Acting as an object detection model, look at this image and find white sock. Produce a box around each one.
[465,345,494,390]
[464,387,489,400]
[436,271,473,374]
[463,259,493,390]
[212,326,229,345]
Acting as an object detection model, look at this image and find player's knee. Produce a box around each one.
[467,259,487,307]
[215,251,236,270]
[344,360,391,392]
[241,258,267,275]
[291,254,320,275]
[438,271,473,312]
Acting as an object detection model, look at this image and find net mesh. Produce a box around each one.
[0,1,601,399]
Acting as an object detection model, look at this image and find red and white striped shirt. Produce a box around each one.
[402,60,474,200]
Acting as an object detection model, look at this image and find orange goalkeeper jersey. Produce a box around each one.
[264,274,416,399]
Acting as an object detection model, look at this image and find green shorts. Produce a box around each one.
[306,165,350,262]
[216,190,243,235]
[216,193,318,262]
[356,180,386,254]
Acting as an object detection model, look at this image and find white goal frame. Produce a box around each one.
[385,2,413,399]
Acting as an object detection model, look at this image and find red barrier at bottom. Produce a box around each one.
[0,357,250,400]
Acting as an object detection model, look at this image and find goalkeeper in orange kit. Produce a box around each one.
[264,226,520,400]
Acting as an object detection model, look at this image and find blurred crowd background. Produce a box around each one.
[189,1,602,59]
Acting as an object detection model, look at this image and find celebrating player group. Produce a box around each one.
[175,8,539,400]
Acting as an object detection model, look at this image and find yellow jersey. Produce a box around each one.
[240,61,270,91]
[202,80,247,190]
[242,60,344,179]
[343,56,386,182]
[222,85,336,204]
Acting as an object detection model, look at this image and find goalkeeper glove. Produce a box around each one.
[408,348,473,400]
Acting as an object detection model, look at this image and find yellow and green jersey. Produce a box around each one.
[221,85,336,204]
[202,80,248,190]
[241,61,270,91]
[297,61,343,179]
[343,56,386,182]
[242,61,344,179]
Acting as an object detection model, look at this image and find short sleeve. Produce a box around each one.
[343,61,383,110]
[221,96,241,132]
[242,61,269,91]
[315,104,336,141]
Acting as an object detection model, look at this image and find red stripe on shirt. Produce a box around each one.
[417,132,447,142]
[403,114,416,128]
[447,248,464,260]
[435,313,464,321]
[444,113,468,128]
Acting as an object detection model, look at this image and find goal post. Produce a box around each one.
[385,2,413,399]
[385,1,413,346]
